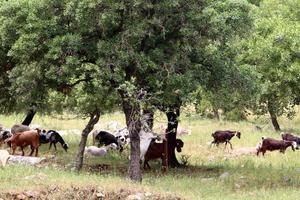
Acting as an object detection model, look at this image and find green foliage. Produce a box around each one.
[238,0,300,119]
[0,0,119,116]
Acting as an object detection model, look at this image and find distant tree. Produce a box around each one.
[238,0,300,131]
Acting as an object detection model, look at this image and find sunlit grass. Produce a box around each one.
[1,111,300,199]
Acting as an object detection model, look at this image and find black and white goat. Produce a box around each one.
[40,130,69,152]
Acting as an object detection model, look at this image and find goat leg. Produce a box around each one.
[228,141,233,150]
[53,143,57,151]
[12,146,16,155]
[35,148,38,157]
[29,146,34,156]
[21,147,25,156]
[144,160,151,169]
[49,142,52,150]
[224,141,228,149]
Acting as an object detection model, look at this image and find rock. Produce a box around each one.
[0,150,10,167]
[219,172,230,179]
[16,194,26,200]
[234,183,241,189]
[126,194,143,200]
[144,192,152,197]
[24,190,40,198]
[8,155,46,165]
[208,156,215,162]
[96,192,105,198]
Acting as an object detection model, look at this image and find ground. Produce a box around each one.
[1,111,300,199]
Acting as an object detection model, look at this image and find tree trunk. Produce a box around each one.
[269,112,281,131]
[75,109,100,172]
[213,108,220,121]
[22,109,36,126]
[166,106,181,167]
[121,95,142,182]
[143,109,154,131]
[267,102,281,131]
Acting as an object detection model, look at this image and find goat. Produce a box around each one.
[211,130,241,149]
[281,133,300,145]
[0,130,12,145]
[114,128,130,149]
[46,130,69,152]
[11,124,30,134]
[143,138,184,169]
[93,130,119,146]
[6,129,40,157]
[256,137,298,156]
[85,143,118,157]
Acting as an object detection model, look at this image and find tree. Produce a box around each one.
[0,0,254,181]
[0,0,119,170]
[238,0,300,131]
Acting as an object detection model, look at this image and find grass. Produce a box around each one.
[1,111,300,199]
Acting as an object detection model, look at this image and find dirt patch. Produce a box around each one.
[0,186,183,200]
[226,147,257,158]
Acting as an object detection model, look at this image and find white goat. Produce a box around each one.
[85,143,117,157]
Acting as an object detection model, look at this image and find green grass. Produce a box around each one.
[1,111,300,199]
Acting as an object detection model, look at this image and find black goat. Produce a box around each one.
[211,130,241,149]
[281,133,300,145]
[41,130,69,152]
[94,130,118,146]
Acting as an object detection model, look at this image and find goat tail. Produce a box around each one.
[256,141,262,151]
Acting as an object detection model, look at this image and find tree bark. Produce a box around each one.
[166,105,181,167]
[75,109,100,172]
[22,109,36,126]
[267,103,281,131]
[269,112,281,131]
[121,96,142,182]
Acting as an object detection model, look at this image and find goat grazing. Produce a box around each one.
[46,130,69,152]
[6,129,40,157]
[143,138,184,169]
[85,143,118,157]
[256,137,298,156]
[281,133,300,145]
[211,130,241,149]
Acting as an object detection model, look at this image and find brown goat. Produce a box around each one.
[143,139,184,169]
[256,137,298,156]
[211,130,241,149]
[6,129,41,157]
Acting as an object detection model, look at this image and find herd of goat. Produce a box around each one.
[1,123,300,170]
[211,130,300,156]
